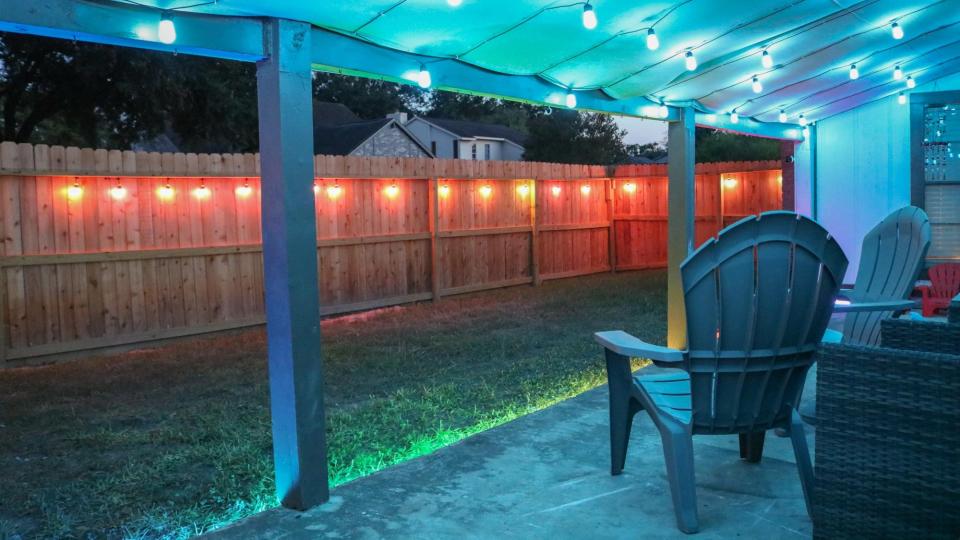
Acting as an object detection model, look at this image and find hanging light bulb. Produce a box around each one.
[622,182,637,193]
[447,0,462,6]
[778,110,788,123]
[582,3,597,30]
[906,75,916,89]
[158,12,176,44]
[110,184,127,201]
[657,100,669,118]
[235,183,253,197]
[516,183,530,196]
[551,185,562,197]
[193,184,211,200]
[646,28,659,51]
[479,184,493,198]
[565,91,577,108]
[798,114,808,126]
[891,22,904,40]
[313,183,320,195]
[898,92,907,105]
[438,184,450,197]
[684,51,697,71]
[385,183,400,198]
[722,177,738,189]
[157,184,174,200]
[326,184,343,199]
[802,126,810,138]
[893,65,903,80]
[67,182,83,200]
[730,110,739,124]
[849,64,859,80]
[751,76,763,94]
[580,184,591,195]
[417,65,432,89]
[761,50,773,69]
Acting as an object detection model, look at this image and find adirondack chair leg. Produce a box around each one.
[605,349,640,475]
[738,432,766,463]
[658,419,699,534]
[788,409,814,517]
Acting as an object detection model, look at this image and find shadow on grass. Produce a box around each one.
[0,270,665,539]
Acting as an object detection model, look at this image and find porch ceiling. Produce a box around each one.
[114,0,960,126]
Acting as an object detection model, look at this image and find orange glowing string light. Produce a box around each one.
[479,184,493,198]
[109,184,127,201]
[580,184,591,195]
[194,184,211,199]
[438,184,450,197]
[326,184,343,199]
[313,183,320,195]
[67,182,83,200]
[551,185,562,197]
[622,182,637,193]
[157,184,175,200]
[722,177,738,189]
[516,183,530,196]
[385,183,400,198]
[235,183,253,197]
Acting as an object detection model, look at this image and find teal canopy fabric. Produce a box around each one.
[124,0,960,123]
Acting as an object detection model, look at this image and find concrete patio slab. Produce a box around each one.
[208,370,813,539]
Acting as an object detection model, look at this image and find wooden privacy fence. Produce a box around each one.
[0,141,781,364]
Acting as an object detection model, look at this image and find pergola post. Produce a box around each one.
[780,141,796,212]
[256,18,329,510]
[793,125,817,218]
[666,107,696,349]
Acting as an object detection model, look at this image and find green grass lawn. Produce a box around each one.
[0,270,665,539]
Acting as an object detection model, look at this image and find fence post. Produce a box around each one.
[530,178,541,286]
[606,177,616,272]
[0,265,6,365]
[429,177,441,301]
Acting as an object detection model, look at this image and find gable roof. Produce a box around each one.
[314,118,390,155]
[420,118,527,147]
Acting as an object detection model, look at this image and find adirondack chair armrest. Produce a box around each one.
[916,284,932,299]
[834,298,914,313]
[594,330,685,364]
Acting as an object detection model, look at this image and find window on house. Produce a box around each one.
[453,140,459,158]
[484,143,491,160]
[922,104,960,261]
[471,144,477,160]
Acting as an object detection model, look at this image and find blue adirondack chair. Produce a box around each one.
[595,212,848,534]
[827,206,931,345]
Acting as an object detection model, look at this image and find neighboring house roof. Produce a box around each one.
[312,103,433,156]
[313,101,361,126]
[626,155,668,165]
[418,117,527,147]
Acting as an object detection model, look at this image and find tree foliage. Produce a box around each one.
[695,128,781,162]
[523,108,628,164]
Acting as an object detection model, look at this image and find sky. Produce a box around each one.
[614,115,668,146]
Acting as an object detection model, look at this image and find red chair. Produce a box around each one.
[919,263,960,317]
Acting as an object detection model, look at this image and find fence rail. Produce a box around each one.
[0,141,781,364]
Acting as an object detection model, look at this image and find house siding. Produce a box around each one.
[351,124,428,158]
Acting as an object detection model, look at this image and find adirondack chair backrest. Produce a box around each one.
[843,206,931,345]
[929,263,960,299]
[681,212,848,434]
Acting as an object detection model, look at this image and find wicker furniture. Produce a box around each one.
[950,292,960,323]
[813,316,960,539]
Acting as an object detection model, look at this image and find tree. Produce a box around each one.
[312,72,423,119]
[425,91,532,132]
[523,108,628,164]
[626,141,667,161]
[695,128,780,162]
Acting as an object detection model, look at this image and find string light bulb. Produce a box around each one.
[193,184,211,200]
[730,110,739,124]
[622,182,636,193]
[802,127,810,138]
[417,65,432,89]
[326,184,343,199]
[551,185,562,197]
[798,114,808,126]
[849,64,859,80]
[516,183,530,196]
[722,177,738,189]
[157,184,174,200]
[67,182,83,200]
[479,184,493,198]
[235,183,253,197]
[385,184,399,198]
[580,184,591,195]
[893,65,903,80]
[778,110,787,123]
[906,76,916,89]
[313,183,320,195]
[646,28,659,51]
[158,12,176,44]
[565,91,577,108]
[110,184,127,201]
[751,76,763,94]
[447,0,462,6]
[891,22,904,40]
[684,51,697,71]
[438,184,450,197]
[898,92,907,105]
[761,50,773,69]
[657,101,669,118]
[581,3,597,30]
